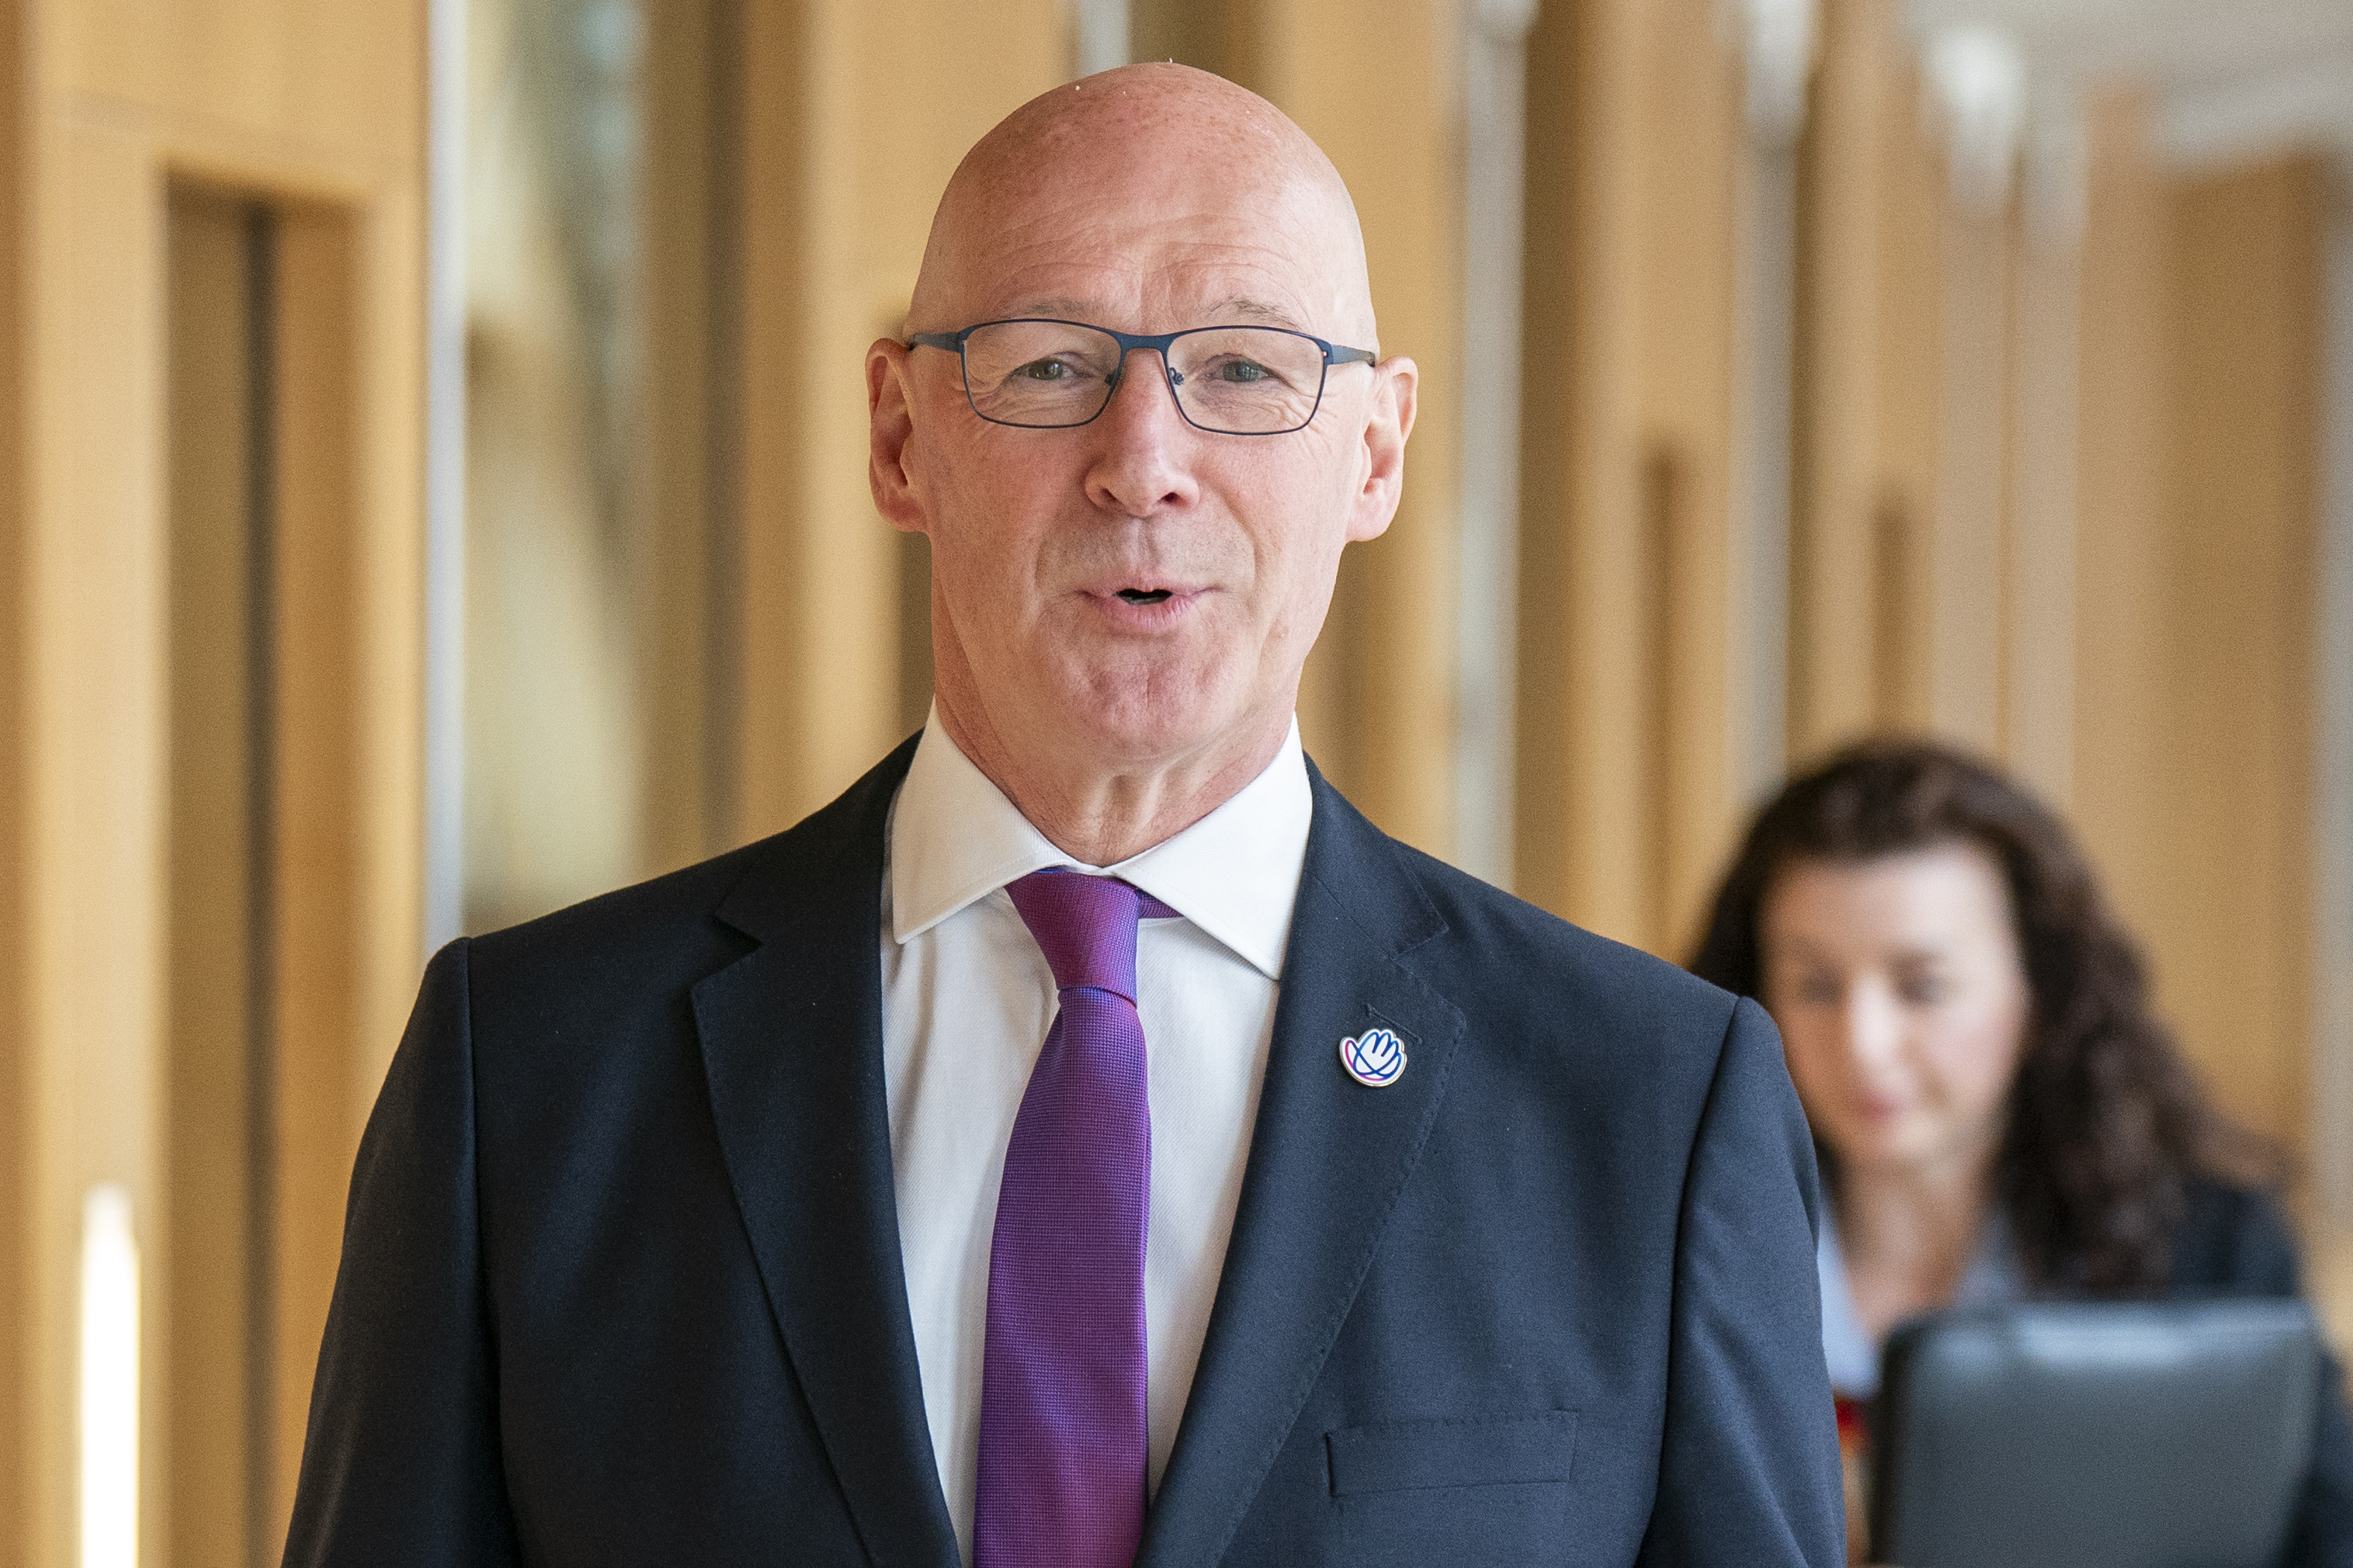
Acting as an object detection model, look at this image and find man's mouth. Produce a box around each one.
[1116,588,1175,605]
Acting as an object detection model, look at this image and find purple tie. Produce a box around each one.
[974,871,1171,1568]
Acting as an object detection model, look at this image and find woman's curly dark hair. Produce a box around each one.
[1688,737,2279,1294]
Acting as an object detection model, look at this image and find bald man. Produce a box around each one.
[286,67,1843,1568]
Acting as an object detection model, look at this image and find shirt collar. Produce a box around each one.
[887,703,1311,980]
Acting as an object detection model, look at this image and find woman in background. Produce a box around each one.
[1690,738,2353,1564]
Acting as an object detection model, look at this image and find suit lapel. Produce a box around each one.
[692,738,960,1567]
[1138,768,1467,1568]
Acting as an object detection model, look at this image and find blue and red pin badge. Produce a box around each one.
[1338,1025,1407,1088]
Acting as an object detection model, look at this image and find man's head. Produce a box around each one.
[868,64,1416,841]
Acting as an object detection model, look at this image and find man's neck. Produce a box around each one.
[932,688,1292,867]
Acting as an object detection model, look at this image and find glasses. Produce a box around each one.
[905,318,1377,435]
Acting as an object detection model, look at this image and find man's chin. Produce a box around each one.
[1064,706,1229,765]
[1049,674,1270,769]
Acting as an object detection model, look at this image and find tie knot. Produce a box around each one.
[1005,871,1168,1001]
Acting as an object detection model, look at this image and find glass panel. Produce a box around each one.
[464,0,725,931]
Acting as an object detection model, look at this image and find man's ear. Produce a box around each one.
[869,338,928,532]
[1347,356,1417,543]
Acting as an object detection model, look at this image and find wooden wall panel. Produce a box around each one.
[1252,0,1463,855]
[1928,199,2010,755]
[1867,50,1943,733]
[1518,0,1644,938]
[29,114,172,1568]
[1793,0,1889,758]
[1800,26,2008,771]
[0,0,25,1556]
[2079,134,2328,1164]
[62,0,419,177]
[1633,0,1739,952]
[18,2,425,1561]
[270,203,366,1541]
[1793,0,1945,755]
[637,0,727,873]
[161,186,259,1568]
[2073,93,2171,944]
[2146,157,2326,1157]
[346,181,425,1126]
[1518,0,1741,953]
[2004,212,2083,809]
[717,0,793,848]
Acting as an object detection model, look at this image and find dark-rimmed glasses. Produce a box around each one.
[905,318,1377,435]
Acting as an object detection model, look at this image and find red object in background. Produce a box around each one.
[1834,1393,1869,1453]
[1834,1395,1872,1563]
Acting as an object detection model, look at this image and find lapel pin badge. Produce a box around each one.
[1338,1026,1407,1088]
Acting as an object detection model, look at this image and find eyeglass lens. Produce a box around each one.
[959,322,1328,433]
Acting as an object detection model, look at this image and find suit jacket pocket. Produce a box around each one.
[1326,1410,1579,1497]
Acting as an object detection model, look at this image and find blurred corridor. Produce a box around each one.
[3,0,2351,1560]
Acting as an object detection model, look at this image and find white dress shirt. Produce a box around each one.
[881,708,1312,1564]
[1815,1202,2025,1397]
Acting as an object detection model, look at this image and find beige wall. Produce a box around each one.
[1793,0,1945,750]
[1,0,26,1555]
[2074,89,2180,1047]
[1518,0,1744,956]
[1260,0,1464,855]
[2073,117,2330,1163]
[12,1,425,1562]
[2146,156,2326,1157]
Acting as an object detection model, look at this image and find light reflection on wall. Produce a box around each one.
[463,0,649,933]
[78,1184,137,1568]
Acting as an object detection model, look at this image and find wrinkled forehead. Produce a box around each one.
[912,82,1374,342]
[949,182,1363,334]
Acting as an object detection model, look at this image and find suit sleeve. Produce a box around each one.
[1635,996,1846,1568]
[281,939,523,1567]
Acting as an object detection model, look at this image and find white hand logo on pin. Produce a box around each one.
[1338,1027,1407,1088]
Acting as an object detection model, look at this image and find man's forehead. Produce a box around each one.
[928,189,1366,338]
[995,295,1310,331]
[911,65,1375,341]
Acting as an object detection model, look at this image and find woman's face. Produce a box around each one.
[1759,842,2032,1184]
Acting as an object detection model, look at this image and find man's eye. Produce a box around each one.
[1216,359,1270,383]
[1013,359,1073,381]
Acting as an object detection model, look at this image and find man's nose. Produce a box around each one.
[1085,347,1199,517]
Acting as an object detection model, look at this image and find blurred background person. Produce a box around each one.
[1690,739,2353,1564]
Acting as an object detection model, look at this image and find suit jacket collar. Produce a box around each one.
[695,734,960,1566]
[694,743,1463,1568]
[1137,761,1465,1566]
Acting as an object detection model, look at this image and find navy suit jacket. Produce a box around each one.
[284,738,1845,1566]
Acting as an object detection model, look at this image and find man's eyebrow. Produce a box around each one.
[1011,297,1099,321]
[1213,297,1303,328]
